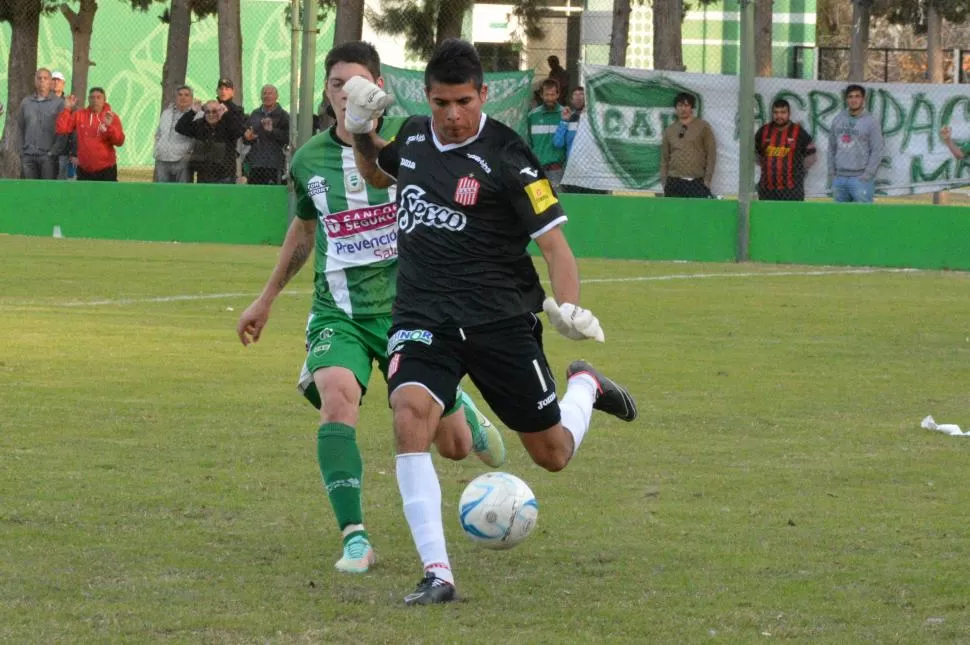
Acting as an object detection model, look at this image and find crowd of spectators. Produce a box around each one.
[3,64,938,202]
[524,67,900,203]
[6,69,291,185]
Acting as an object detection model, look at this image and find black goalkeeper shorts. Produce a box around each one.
[386,313,561,433]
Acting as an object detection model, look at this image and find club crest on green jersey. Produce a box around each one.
[345,169,365,193]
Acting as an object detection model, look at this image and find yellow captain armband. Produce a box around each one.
[524,179,558,215]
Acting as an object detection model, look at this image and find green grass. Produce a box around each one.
[2,235,970,644]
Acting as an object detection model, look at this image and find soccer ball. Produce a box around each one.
[458,472,538,550]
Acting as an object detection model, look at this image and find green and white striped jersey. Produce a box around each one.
[290,117,406,318]
[527,105,565,167]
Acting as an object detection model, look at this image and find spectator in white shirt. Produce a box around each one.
[153,85,197,183]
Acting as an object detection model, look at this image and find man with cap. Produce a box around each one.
[215,77,245,179]
[216,77,244,117]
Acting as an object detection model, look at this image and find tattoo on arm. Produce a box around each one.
[277,238,312,290]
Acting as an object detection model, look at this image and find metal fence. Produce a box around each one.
[2,0,970,206]
[792,46,970,83]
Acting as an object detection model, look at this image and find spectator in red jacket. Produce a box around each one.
[55,87,125,181]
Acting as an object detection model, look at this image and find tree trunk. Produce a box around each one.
[0,3,42,178]
[333,0,364,46]
[160,0,191,112]
[60,0,97,99]
[755,0,773,76]
[435,0,467,44]
[218,0,243,107]
[849,0,870,81]
[609,0,631,67]
[653,0,684,71]
[927,0,946,204]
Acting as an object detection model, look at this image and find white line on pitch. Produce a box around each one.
[12,267,926,308]
[55,290,313,307]
[580,267,922,284]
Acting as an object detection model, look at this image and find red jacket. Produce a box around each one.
[56,103,125,172]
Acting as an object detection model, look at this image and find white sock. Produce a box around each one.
[395,452,454,585]
[342,524,364,539]
[560,373,597,455]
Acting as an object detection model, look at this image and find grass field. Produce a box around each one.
[3,234,970,644]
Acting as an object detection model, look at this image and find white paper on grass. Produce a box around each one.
[921,415,969,436]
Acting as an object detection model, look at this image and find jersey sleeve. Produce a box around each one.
[290,151,317,221]
[500,138,568,239]
[294,178,316,220]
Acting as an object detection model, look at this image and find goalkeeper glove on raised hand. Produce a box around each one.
[343,76,394,134]
[542,297,605,342]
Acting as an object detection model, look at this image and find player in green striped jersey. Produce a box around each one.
[236,42,504,574]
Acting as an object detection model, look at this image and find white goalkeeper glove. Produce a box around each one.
[542,297,605,343]
[343,76,394,134]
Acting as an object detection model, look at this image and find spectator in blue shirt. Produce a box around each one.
[553,87,604,194]
[553,86,584,159]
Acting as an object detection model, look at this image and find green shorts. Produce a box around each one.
[297,311,392,409]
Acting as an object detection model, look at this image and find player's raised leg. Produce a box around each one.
[463,315,636,473]
[518,359,637,471]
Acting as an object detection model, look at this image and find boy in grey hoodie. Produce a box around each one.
[828,84,883,203]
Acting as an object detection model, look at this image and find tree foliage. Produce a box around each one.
[367,0,474,60]
[877,0,968,34]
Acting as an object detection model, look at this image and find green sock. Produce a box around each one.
[317,423,366,539]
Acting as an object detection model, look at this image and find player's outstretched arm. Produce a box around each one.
[535,226,580,305]
[536,227,605,343]
[236,216,316,345]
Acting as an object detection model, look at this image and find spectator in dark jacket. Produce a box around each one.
[216,77,244,119]
[242,84,290,185]
[547,55,570,106]
[216,77,245,179]
[176,99,246,184]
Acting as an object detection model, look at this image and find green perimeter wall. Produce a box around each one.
[749,201,970,271]
[2,181,969,271]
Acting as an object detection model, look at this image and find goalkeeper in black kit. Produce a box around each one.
[347,38,639,605]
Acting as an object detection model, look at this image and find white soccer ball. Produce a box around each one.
[458,472,538,550]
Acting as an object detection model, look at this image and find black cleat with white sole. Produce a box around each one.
[566,360,638,422]
[403,572,458,606]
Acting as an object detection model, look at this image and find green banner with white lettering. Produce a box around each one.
[382,65,535,139]
[565,65,970,197]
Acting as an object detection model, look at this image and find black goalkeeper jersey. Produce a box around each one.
[377,114,567,328]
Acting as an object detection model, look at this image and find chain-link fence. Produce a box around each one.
[2,0,970,200]
[793,46,967,84]
[0,0,325,181]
